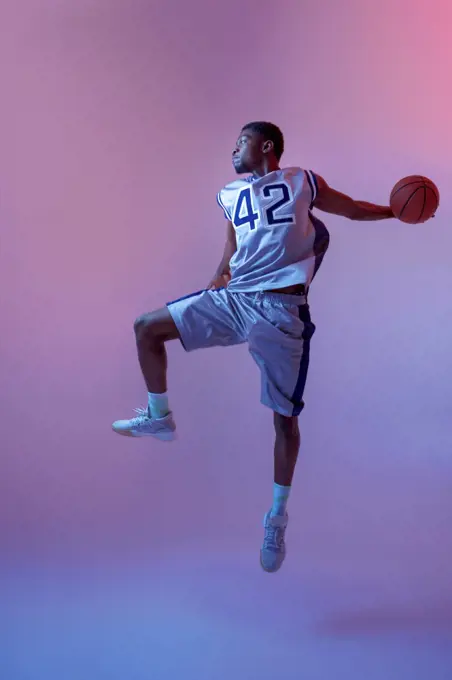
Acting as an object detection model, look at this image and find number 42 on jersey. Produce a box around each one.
[233,182,295,231]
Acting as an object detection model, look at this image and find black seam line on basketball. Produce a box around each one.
[425,185,439,207]
[418,177,439,202]
[391,179,425,199]
[400,186,423,218]
[425,184,439,203]
[418,186,427,222]
[417,176,439,201]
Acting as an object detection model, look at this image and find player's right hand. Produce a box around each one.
[207,272,231,290]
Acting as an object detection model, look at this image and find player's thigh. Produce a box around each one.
[166,288,246,352]
[248,302,315,416]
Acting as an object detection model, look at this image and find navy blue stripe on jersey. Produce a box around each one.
[305,170,316,207]
[291,304,316,416]
[310,170,319,198]
[305,170,319,205]
[216,192,232,220]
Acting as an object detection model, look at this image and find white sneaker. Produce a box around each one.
[260,510,288,573]
[112,407,176,441]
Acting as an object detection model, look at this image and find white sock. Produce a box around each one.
[147,392,170,419]
[271,483,291,517]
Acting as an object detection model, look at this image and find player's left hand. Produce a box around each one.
[207,273,231,290]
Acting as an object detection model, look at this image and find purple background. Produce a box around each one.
[2,0,452,678]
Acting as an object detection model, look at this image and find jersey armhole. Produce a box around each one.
[305,170,319,207]
[216,191,232,220]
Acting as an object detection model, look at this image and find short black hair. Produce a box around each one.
[241,121,285,160]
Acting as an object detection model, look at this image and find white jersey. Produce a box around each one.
[217,167,329,292]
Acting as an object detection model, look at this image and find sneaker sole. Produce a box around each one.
[112,427,176,442]
[259,554,284,573]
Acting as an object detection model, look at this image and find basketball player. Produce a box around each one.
[113,122,393,573]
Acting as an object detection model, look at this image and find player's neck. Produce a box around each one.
[252,159,280,178]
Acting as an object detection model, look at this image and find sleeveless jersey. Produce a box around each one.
[216,167,330,292]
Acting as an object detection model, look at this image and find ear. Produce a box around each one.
[262,139,274,155]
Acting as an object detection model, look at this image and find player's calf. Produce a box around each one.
[273,413,300,488]
[112,307,180,439]
[133,307,179,396]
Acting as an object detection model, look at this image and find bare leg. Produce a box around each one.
[273,413,300,486]
[134,307,180,393]
[260,412,299,572]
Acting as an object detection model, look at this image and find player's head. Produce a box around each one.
[232,121,284,174]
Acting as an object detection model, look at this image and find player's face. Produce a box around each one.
[232,129,264,174]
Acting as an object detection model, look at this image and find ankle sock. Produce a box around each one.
[271,483,291,517]
[147,392,170,419]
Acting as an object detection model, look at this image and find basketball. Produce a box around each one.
[390,176,439,224]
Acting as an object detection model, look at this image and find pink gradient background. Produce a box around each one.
[1,0,452,678]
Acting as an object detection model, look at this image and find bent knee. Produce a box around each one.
[134,312,154,336]
[134,308,179,343]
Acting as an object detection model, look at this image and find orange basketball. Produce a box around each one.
[390,175,439,224]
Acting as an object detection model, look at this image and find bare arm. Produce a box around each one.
[313,174,393,221]
[208,220,237,289]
